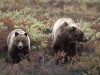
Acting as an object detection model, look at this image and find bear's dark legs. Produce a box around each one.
[51,37,62,54]
[63,42,77,64]
[52,42,61,65]
[64,53,68,64]
[51,38,63,65]
[11,53,30,63]
[10,46,21,63]
[51,43,60,53]
[11,54,21,63]
[69,42,77,57]
[10,47,30,64]
[23,50,30,62]
[51,41,61,53]
[64,42,76,57]
[22,46,31,62]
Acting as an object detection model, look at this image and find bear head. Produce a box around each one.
[62,26,89,42]
[13,32,29,49]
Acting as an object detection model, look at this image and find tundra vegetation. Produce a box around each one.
[0,0,100,75]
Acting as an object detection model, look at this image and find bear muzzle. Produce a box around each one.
[82,37,89,42]
[18,46,23,49]
[18,42,23,49]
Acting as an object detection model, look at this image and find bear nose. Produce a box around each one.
[19,46,23,49]
[84,38,89,42]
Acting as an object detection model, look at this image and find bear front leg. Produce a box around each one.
[11,54,21,63]
[51,36,62,53]
[63,45,69,64]
[8,49,20,63]
[22,47,30,62]
[63,42,77,64]
[68,42,77,57]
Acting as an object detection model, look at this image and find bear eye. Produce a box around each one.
[80,33,83,36]
[22,40,25,43]
[17,40,20,42]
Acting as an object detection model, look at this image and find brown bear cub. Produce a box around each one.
[7,29,30,63]
[51,18,88,64]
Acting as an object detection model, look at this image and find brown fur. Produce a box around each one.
[7,29,30,63]
[51,18,88,64]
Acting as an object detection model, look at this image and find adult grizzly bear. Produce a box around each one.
[51,18,88,63]
[7,29,30,63]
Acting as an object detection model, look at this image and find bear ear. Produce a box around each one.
[64,22,68,26]
[24,33,27,37]
[15,32,19,36]
[71,26,76,32]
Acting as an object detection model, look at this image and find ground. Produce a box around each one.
[0,0,100,75]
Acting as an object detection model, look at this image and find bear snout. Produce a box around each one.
[18,46,23,49]
[83,37,89,42]
[18,42,23,49]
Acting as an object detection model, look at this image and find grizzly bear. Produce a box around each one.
[7,29,30,63]
[51,18,88,64]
